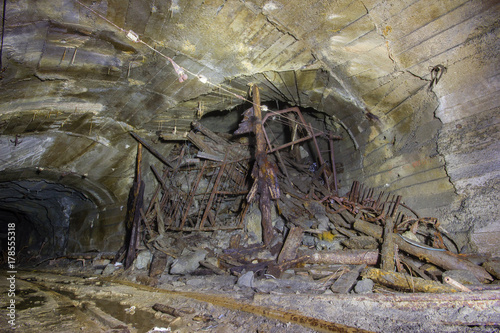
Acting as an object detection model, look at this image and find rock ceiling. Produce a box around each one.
[0,0,499,254]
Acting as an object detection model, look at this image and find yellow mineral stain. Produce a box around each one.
[383,26,392,36]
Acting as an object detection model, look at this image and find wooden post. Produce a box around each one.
[125,142,145,269]
[253,85,277,247]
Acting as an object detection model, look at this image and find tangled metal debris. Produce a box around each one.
[116,85,497,296]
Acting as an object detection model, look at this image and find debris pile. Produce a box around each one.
[39,85,498,297]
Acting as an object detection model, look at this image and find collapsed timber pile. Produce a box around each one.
[114,85,498,295]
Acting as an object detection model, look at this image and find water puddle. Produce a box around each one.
[94,299,170,333]
[17,295,47,310]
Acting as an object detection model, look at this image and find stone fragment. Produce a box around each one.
[331,264,366,293]
[102,264,117,276]
[354,279,374,294]
[442,269,481,285]
[135,250,153,270]
[149,252,169,278]
[170,249,207,275]
[483,260,500,279]
[92,258,110,268]
[237,271,255,288]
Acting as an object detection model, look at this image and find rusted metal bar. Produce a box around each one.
[268,131,338,153]
[260,107,342,153]
[151,165,167,191]
[328,133,338,193]
[145,166,170,217]
[390,195,402,218]
[308,123,330,192]
[125,142,145,269]
[178,160,208,229]
[199,154,228,229]
[130,131,173,169]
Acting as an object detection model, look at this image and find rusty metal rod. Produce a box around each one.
[130,131,173,169]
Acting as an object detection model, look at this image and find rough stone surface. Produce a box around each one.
[483,260,500,280]
[237,271,255,288]
[102,263,118,276]
[170,249,207,275]
[442,270,481,286]
[0,0,498,264]
[354,279,374,294]
[134,250,153,270]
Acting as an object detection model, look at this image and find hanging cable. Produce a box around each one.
[74,0,331,133]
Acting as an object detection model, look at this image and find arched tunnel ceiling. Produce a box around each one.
[0,0,499,254]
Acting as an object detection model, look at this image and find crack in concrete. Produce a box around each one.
[263,16,299,41]
[406,70,430,82]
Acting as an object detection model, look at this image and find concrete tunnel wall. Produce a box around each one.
[0,0,498,257]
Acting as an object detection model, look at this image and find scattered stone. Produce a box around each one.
[442,270,481,285]
[137,274,158,287]
[92,258,110,268]
[302,234,316,247]
[171,280,185,287]
[186,278,205,287]
[135,250,153,270]
[354,279,374,294]
[170,249,207,275]
[102,264,117,276]
[237,271,254,288]
[483,260,500,279]
[244,204,263,244]
[316,239,343,251]
[149,252,169,278]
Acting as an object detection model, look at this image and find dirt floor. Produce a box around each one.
[1,264,499,333]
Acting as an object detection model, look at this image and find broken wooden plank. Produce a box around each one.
[381,216,396,271]
[192,121,230,146]
[199,260,226,275]
[394,234,493,283]
[153,303,185,317]
[124,142,145,269]
[253,85,277,247]
[130,131,173,169]
[278,226,304,264]
[341,236,378,250]
[353,219,383,240]
[353,220,493,283]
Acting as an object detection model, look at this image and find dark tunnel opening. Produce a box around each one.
[0,180,99,261]
[199,101,343,184]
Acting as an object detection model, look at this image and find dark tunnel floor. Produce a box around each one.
[1,266,499,333]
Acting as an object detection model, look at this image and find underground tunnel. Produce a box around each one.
[0,0,499,332]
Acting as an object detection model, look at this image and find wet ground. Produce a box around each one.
[1,266,499,333]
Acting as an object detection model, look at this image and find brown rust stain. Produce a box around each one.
[102,277,374,333]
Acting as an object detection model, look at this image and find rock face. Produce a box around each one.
[0,0,498,257]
